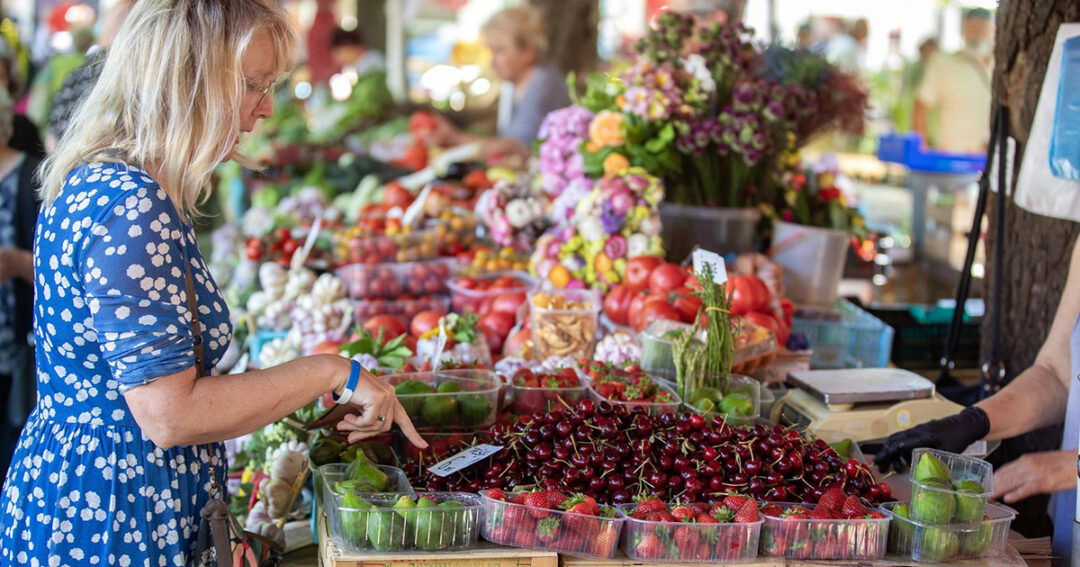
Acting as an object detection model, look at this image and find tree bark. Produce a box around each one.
[985,0,1080,538]
[528,0,599,79]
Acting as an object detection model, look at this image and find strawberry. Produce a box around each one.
[523,492,552,519]
[674,525,702,551]
[487,525,514,543]
[486,488,507,501]
[722,494,751,512]
[591,523,620,557]
[504,505,535,529]
[695,513,718,524]
[509,491,528,504]
[671,504,696,522]
[781,506,811,520]
[733,499,760,523]
[633,497,667,517]
[514,528,538,547]
[562,499,600,537]
[646,511,677,522]
[864,510,887,519]
[808,505,834,520]
[760,503,785,517]
[711,506,735,523]
[816,487,846,515]
[840,495,865,518]
[635,533,666,559]
[545,489,568,509]
[561,494,599,516]
[536,517,561,543]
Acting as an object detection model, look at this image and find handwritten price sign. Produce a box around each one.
[428,444,503,477]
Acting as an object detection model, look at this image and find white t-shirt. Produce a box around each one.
[917,50,993,153]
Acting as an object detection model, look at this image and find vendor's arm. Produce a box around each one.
[0,246,33,283]
[124,355,427,450]
[422,115,528,161]
[974,236,1080,439]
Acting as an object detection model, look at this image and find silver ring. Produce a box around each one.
[376,415,386,423]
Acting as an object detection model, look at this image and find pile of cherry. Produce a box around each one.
[409,398,890,508]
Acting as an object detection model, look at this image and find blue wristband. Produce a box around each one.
[333,359,362,405]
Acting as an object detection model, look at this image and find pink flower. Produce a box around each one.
[781,210,795,222]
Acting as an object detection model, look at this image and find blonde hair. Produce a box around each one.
[482,6,548,57]
[39,0,297,213]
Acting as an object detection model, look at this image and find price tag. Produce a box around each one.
[428,444,503,477]
[692,248,727,284]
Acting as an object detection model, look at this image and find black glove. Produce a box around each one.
[874,406,990,473]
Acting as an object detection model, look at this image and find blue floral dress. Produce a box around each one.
[0,162,233,566]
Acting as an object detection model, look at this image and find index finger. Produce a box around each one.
[393,400,428,449]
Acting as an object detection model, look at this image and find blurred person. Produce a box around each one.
[26,25,94,134]
[423,5,570,161]
[825,18,859,74]
[47,0,136,150]
[914,8,993,152]
[0,87,42,479]
[796,21,814,51]
[330,26,385,78]
[850,18,869,74]
[894,37,938,133]
[0,39,43,158]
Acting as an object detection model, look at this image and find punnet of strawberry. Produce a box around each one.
[759,486,890,560]
[583,361,681,413]
[505,367,587,415]
[479,488,623,559]
[619,494,764,562]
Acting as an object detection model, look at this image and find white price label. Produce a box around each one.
[692,249,727,284]
[428,444,503,477]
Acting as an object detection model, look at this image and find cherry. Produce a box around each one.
[673,455,691,472]
[704,461,723,476]
[524,431,542,446]
[688,431,705,446]
[748,477,765,495]
[633,414,653,437]
[546,410,564,425]
[688,413,707,430]
[574,425,592,441]
[571,453,588,468]
[702,446,718,461]
[589,452,604,466]
[767,433,785,447]
[722,460,739,474]
[765,472,784,486]
[684,476,704,494]
[597,401,614,415]
[657,413,676,428]
[731,473,749,485]
[588,477,606,493]
[555,421,573,438]
[646,471,667,487]
[611,490,631,504]
[709,476,726,492]
[844,459,860,478]
[875,482,892,500]
[744,460,762,475]
[658,455,674,471]
[765,486,787,502]
[576,399,595,415]
[607,476,625,491]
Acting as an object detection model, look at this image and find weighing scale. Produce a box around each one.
[770,368,965,444]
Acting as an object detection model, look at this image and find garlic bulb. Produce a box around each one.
[284,268,316,301]
[258,262,288,300]
[259,337,299,368]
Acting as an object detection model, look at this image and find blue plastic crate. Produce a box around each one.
[249,329,290,365]
[792,299,895,369]
[876,133,985,174]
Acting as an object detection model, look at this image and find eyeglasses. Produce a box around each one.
[244,76,276,107]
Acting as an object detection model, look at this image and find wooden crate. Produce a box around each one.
[317,511,558,567]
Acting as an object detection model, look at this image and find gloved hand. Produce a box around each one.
[874,406,990,472]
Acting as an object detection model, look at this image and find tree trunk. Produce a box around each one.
[985,0,1080,538]
[528,0,599,79]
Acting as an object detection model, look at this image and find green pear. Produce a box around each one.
[957,518,993,556]
[889,502,916,554]
[412,496,444,550]
[952,480,986,523]
[395,380,434,416]
[338,492,372,549]
[911,479,956,525]
[913,453,953,483]
[917,527,959,562]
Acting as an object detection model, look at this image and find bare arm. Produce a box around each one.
[124,354,426,450]
[912,100,931,147]
[0,246,33,283]
[975,237,1080,439]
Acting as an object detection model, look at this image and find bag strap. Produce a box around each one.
[984,104,1010,394]
[183,258,205,379]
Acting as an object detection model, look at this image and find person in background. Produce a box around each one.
[0,39,43,158]
[26,25,94,135]
[914,8,993,152]
[824,18,859,74]
[330,26,385,78]
[894,37,938,134]
[0,87,42,479]
[796,22,815,52]
[47,0,136,150]
[422,5,570,162]
[876,235,1080,567]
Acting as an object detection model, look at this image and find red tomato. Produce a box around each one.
[383,182,413,208]
[363,315,407,341]
[491,292,526,314]
[603,284,637,326]
[669,287,703,324]
[628,290,667,332]
[728,274,771,315]
[626,256,663,291]
[684,273,702,291]
[409,111,438,136]
[635,301,682,332]
[454,277,478,290]
[478,311,516,354]
[649,263,688,294]
[503,325,531,356]
[309,340,344,356]
[491,276,521,289]
[410,310,445,337]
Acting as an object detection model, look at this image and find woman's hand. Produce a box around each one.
[992,450,1077,504]
[333,368,428,449]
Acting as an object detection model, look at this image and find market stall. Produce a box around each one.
[201,12,1038,567]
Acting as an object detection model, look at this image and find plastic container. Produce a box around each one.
[638,319,778,382]
[617,504,762,563]
[660,203,761,261]
[447,271,536,315]
[335,257,455,299]
[478,490,624,559]
[682,374,762,424]
[329,491,483,552]
[772,220,849,307]
[411,337,493,369]
[587,378,682,415]
[319,464,414,536]
[759,502,889,560]
[908,448,994,528]
[528,289,601,359]
[791,300,894,369]
[353,295,450,323]
[380,370,501,430]
[881,501,1015,562]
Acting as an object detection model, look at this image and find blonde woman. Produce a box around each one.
[424,5,570,160]
[0,1,425,564]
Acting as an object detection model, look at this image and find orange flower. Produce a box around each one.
[588,110,625,148]
[602,153,630,177]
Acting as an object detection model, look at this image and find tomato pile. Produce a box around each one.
[246,228,302,264]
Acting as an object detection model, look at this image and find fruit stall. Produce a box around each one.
[204,13,1043,567]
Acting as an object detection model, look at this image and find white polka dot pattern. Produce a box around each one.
[0,162,233,565]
